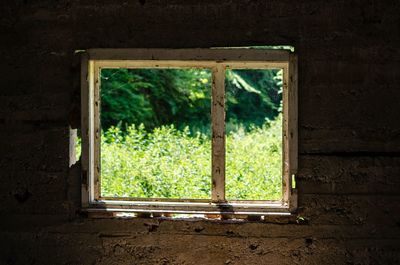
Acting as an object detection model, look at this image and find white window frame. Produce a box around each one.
[81,48,297,216]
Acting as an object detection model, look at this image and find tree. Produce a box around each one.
[100,68,282,132]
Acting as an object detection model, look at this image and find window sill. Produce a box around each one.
[88,199,290,213]
[83,207,297,223]
[82,198,297,223]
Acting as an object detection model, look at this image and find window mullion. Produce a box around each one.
[211,64,226,202]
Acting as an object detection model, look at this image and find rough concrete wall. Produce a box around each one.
[1,0,400,264]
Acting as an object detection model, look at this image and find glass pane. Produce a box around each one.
[225,68,283,200]
[100,68,212,199]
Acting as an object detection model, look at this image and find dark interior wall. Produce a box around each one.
[1,0,400,264]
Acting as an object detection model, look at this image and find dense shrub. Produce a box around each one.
[99,115,282,200]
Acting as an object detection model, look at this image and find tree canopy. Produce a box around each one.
[100,68,282,132]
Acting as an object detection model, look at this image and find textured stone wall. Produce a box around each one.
[1,0,400,264]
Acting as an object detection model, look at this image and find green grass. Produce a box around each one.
[95,115,282,201]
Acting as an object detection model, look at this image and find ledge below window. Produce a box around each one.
[82,199,297,222]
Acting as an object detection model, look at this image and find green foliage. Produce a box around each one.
[101,124,211,199]
[100,68,282,132]
[100,69,155,130]
[226,115,282,200]
[226,69,282,129]
[100,116,281,200]
[101,69,212,131]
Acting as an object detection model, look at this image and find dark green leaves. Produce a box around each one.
[100,68,282,132]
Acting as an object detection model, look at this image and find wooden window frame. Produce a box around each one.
[81,48,297,216]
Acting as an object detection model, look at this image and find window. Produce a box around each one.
[81,48,297,217]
